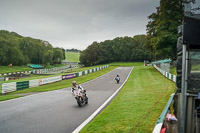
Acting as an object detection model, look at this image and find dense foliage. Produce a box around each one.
[0,30,65,66]
[66,48,81,53]
[80,35,151,66]
[145,0,183,60]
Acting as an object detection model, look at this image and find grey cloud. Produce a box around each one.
[0,0,159,50]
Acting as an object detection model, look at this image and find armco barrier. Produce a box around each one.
[17,81,29,90]
[29,79,40,88]
[154,65,176,83]
[1,65,109,94]
[62,74,76,80]
[2,82,17,94]
[39,76,62,85]
[153,93,175,133]
[75,73,79,77]
[153,65,176,132]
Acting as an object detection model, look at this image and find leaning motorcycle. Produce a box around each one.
[72,89,88,107]
[115,77,120,84]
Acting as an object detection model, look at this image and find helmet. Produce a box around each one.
[72,81,76,87]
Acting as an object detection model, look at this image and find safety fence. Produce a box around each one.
[1,65,109,94]
[0,71,32,77]
[153,65,176,132]
[153,93,175,133]
[0,65,79,77]
[154,65,176,83]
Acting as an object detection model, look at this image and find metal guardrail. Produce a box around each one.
[153,93,175,133]
[152,64,177,132]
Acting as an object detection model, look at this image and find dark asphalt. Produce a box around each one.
[0,67,132,133]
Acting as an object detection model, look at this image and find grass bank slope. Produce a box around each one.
[0,66,32,74]
[65,52,80,62]
[81,64,175,133]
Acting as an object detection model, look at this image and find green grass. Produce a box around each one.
[170,67,177,75]
[0,66,33,74]
[65,52,80,62]
[80,64,176,133]
[192,64,200,71]
[0,66,117,101]
[110,62,142,67]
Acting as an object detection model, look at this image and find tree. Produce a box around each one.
[0,30,64,66]
[53,48,64,64]
[146,0,183,60]
[80,35,148,66]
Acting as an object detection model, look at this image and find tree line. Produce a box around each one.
[145,0,183,60]
[0,30,65,66]
[80,35,151,66]
[80,0,183,66]
[66,48,81,53]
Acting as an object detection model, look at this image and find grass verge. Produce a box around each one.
[80,64,175,133]
[0,66,117,101]
[170,67,177,75]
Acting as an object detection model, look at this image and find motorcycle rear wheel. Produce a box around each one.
[77,97,82,107]
[85,96,88,104]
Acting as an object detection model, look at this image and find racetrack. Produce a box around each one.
[0,67,132,133]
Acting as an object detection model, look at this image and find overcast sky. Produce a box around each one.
[0,0,159,50]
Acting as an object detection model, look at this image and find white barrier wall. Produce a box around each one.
[29,79,40,88]
[2,82,17,94]
[85,70,88,75]
[39,76,62,85]
[1,65,109,94]
[154,65,176,83]
[79,72,82,77]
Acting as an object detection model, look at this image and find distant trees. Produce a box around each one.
[145,0,183,60]
[80,35,150,66]
[66,48,81,53]
[0,30,64,66]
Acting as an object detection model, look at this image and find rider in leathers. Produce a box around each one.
[71,81,86,98]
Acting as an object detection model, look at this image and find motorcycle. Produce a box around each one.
[115,77,120,84]
[72,89,88,107]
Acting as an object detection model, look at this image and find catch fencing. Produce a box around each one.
[1,65,109,94]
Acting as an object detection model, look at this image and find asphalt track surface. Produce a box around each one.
[0,67,132,133]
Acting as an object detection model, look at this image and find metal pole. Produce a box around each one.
[180,44,187,133]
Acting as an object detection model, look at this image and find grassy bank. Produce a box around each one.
[0,66,32,74]
[80,64,175,133]
[170,67,177,75]
[0,66,117,101]
[65,52,80,62]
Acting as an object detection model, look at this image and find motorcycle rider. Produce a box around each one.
[115,74,120,83]
[71,81,87,98]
